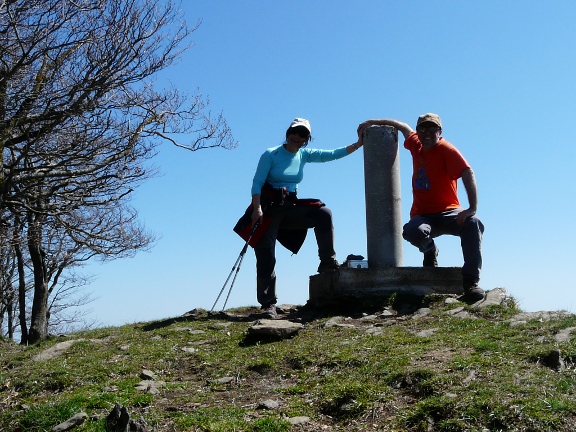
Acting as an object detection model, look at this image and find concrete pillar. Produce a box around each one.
[363,125,403,268]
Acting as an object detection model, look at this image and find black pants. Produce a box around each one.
[254,204,335,307]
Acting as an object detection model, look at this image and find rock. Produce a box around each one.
[554,327,576,343]
[379,309,396,318]
[189,340,210,346]
[248,319,304,339]
[278,303,299,312]
[33,340,83,361]
[540,349,565,371]
[106,404,148,432]
[472,288,508,309]
[128,419,148,432]
[134,380,164,394]
[140,370,157,380]
[106,404,130,432]
[508,311,574,327]
[209,322,233,329]
[334,323,357,329]
[257,399,280,410]
[448,306,475,318]
[415,328,438,337]
[338,401,360,415]
[462,369,477,385]
[412,308,431,319]
[447,307,465,315]
[182,308,206,317]
[52,412,87,431]
[287,416,310,425]
[453,311,475,319]
[323,316,346,328]
[33,338,108,361]
[359,314,379,321]
[212,377,235,385]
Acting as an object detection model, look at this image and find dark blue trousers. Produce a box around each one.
[402,208,484,283]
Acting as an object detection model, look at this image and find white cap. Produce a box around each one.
[289,118,312,134]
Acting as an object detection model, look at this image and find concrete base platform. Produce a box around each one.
[309,267,463,307]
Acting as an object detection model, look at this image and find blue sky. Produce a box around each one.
[81,0,576,327]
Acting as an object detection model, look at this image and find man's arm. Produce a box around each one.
[357,118,414,140]
[457,167,478,225]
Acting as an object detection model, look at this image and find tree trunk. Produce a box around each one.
[14,242,29,345]
[27,221,48,344]
[28,246,48,344]
[7,299,14,340]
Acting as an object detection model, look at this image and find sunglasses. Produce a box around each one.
[290,127,310,139]
[416,125,441,133]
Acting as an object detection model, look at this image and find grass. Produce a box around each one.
[1,297,576,431]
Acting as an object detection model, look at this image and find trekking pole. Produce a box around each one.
[210,220,260,313]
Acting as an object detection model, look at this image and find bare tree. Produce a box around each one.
[1,0,237,343]
[0,219,18,339]
[0,213,33,342]
[1,206,116,342]
[46,271,98,335]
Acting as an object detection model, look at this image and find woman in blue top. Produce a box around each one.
[250,118,363,317]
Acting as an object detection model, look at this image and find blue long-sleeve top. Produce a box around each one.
[251,144,349,196]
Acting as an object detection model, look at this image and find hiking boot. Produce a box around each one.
[459,282,485,304]
[423,246,438,267]
[317,258,340,273]
[261,304,277,319]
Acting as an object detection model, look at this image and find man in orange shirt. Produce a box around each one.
[358,113,485,303]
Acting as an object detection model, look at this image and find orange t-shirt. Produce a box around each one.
[404,132,470,218]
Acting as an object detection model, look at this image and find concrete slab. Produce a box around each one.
[309,267,463,306]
